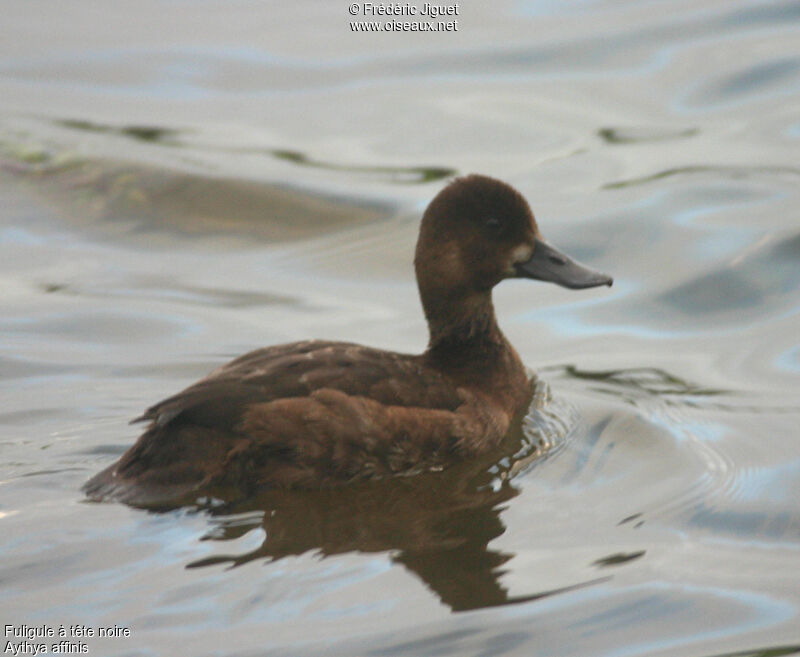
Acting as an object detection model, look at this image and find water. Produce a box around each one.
[1,1,799,655]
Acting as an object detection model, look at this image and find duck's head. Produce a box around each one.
[414,174,613,306]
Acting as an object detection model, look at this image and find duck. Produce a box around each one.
[84,174,612,505]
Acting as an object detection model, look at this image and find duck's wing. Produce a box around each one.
[133,340,463,430]
[88,341,500,501]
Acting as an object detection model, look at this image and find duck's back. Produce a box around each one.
[140,340,463,425]
[84,340,519,505]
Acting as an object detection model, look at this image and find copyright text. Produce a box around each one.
[349,3,460,31]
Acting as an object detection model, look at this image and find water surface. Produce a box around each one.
[1,1,799,656]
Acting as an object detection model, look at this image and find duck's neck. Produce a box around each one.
[421,287,531,417]
[422,289,508,363]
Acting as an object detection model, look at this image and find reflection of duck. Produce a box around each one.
[187,452,607,612]
[84,175,612,505]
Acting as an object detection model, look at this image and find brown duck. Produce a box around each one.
[84,174,612,504]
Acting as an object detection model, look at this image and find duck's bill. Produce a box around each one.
[516,239,613,289]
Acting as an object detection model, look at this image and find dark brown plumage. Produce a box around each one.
[84,174,612,505]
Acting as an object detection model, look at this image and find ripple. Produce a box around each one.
[56,118,182,145]
[0,310,195,345]
[548,365,732,411]
[655,230,800,320]
[41,276,306,310]
[703,645,800,657]
[604,165,800,190]
[598,126,698,145]
[600,227,800,334]
[592,550,646,567]
[0,355,77,380]
[0,139,394,244]
[502,378,579,482]
[686,57,800,109]
[551,362,800,545]
[53,117,456,184]
[267,150,456,185]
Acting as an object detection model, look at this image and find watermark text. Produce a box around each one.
[349,3,460,32]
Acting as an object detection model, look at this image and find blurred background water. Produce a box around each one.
[1,1,799,655]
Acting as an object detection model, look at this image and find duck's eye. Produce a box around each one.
[485,217,502,230]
